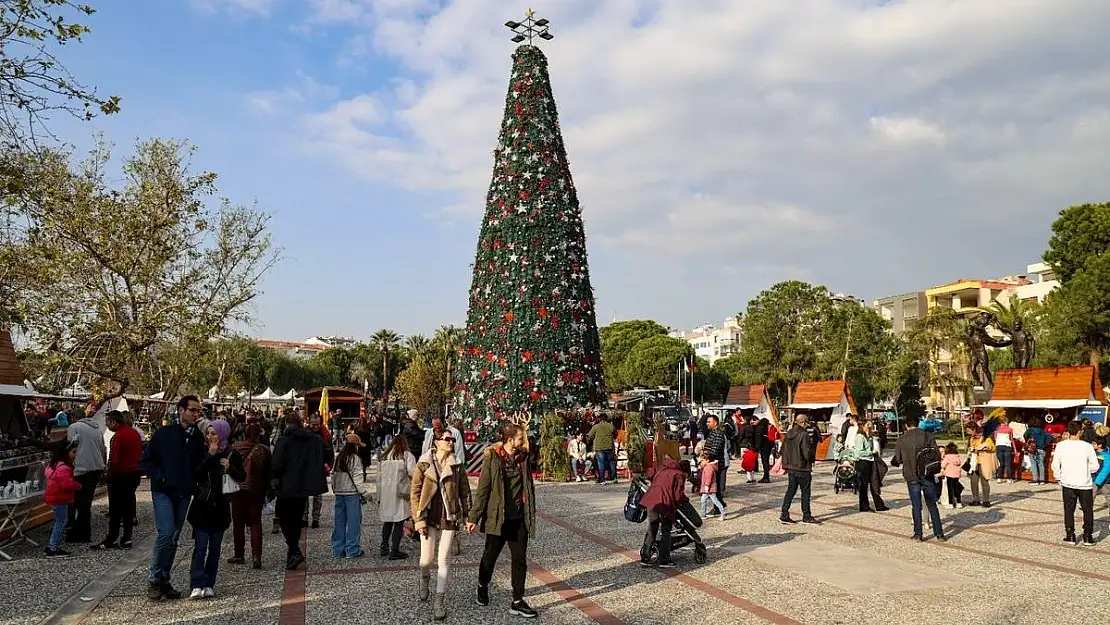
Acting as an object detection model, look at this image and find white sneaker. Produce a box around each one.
[189,588,204,600]
[944,504,954,509]
[202,587,215,598]
[956,503,964,508]
[1008,479,1014,484]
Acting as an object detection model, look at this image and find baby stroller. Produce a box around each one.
[625,477,708,564]
[833,459,858,494]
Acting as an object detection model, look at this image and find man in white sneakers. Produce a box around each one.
[1051,420,1100,546]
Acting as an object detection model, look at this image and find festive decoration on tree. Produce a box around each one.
[456,43,605,440]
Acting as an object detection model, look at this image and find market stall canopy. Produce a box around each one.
[279,388,297,401]
[23,380,35,391]
[0,384,81,401]
[61,382,91,398]
[252,387,281,401]
[723,384,778,426]
[987,365,1106,409]
[207,386,220,400]
[789,379,858,431]
[149,391,165,400]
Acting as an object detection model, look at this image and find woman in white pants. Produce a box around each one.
[411,427,471,621]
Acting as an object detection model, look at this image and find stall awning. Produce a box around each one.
[788,403,839,409]
[985,399,1091,409]
[722,404,758,410]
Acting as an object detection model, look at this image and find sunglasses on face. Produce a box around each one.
[438,437,454,443]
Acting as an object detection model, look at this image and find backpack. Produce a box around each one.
[623,481,647,523]
[916,445,942,477]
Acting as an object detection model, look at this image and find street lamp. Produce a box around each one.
[505,8,553,44]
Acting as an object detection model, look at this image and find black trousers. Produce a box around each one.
[760,445,773,480]
[67,470,103,541]
[715,463,728,507]
[642,512,673,563]
[380,521,405,552]
[276,496,307,556]
[1063,487,1094,536]
[478,518,528,602]
[855,461,874,511]
[104,472,141,544]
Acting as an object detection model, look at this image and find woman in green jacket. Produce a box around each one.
[466,422,538,619]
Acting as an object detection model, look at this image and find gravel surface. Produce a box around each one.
[16,462,1110,625]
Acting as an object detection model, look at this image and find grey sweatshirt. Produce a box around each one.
[67,417,107,475]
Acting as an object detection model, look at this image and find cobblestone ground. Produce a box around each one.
[4,462,1109,625]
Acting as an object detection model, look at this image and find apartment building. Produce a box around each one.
[872,291,928,335]
[669,317,742,365]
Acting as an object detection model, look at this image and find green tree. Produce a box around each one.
[735,281,833,404]
[904,307,970,410]
[818,301,899,410]
[433,325,463,395]
[371,329,402,402]
[394,354,444,417]
[1,138,277,399]
[619,334,691,390]
[1043,202,1110,367]
[599,320,668,391]
[455,44,605,438]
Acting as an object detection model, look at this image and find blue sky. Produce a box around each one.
[52,0,1110,342]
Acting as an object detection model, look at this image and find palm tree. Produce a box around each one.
[404,334,431,360]
[433,325,464,395]
[981,293,1042,335]
[371,329,402,403]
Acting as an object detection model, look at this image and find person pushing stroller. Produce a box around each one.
[638,456,689,569]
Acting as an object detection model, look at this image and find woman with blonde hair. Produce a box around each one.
[411,426,471,621]
[377,435,416,560]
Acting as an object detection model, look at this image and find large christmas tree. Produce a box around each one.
[456,44,605,439]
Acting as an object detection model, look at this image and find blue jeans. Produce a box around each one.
[906,478,944,538]
[48,504,68,550]
[331,495,363,558]
[149,492,191,584]
[571,458,584,477]
[700,493,725,517]
[595,451,614,481]
[1028,450,1046,482]
[190,529,224,589]
[996,446,1013,480]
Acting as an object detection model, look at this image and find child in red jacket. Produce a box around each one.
[44,442,82,557]
[639,456,688,569]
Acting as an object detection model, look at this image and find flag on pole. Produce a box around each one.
[689,357,697,372]
[319,387,330,428]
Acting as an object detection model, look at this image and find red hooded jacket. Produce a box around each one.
[640,456,688,519]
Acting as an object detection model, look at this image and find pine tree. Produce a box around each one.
[456,45,605,439]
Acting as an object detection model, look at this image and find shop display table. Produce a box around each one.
[0,491,44,560]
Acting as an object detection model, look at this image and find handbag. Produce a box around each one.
[623,481,647,523]
[222,473,241,495]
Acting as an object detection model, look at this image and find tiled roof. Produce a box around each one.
[792,380,858,414]
[725,384,766,406]
[991,366,1105,403]
[0,329,23,386]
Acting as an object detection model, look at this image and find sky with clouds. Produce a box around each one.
[53,0,1110,341]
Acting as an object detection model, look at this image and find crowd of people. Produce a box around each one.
[632,408,1110,567]
[37,398,540,621]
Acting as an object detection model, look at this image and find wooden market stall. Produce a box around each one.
[787,380,858,461]
[723,384,779,429]
[300,386,369,430]
[986,365,1107,482]
[0,329,51,551]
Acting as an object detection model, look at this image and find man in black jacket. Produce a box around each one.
[779,414,819,525]
[142,395,207,601]
[272,413,328,570]
[891,414,945,542]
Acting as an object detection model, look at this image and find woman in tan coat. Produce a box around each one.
[411,427,471,621]
[968,423,997,507]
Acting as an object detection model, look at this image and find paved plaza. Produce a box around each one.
[3,464,1109,625]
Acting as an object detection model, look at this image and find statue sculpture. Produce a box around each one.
[966,313,1012,390]
[1010,317,1036,369]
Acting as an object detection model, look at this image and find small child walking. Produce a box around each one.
[43,442,82,558]
[698,452,727,520]
[940,443,964,509]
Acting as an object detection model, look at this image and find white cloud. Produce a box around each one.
[191,0,278,16]
[270,0,1110,314]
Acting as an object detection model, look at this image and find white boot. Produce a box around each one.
[419,574,430,602]
[433,592,447,621]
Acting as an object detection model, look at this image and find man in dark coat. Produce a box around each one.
[271,413,328,570]
[779,414,819,525]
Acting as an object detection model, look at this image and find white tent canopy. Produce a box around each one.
[23,380,35,391]
[149,391,165,400]
[207,386,220,400]
[252,387,280,401]
[61,382,91,398]
[279,388,297,401]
